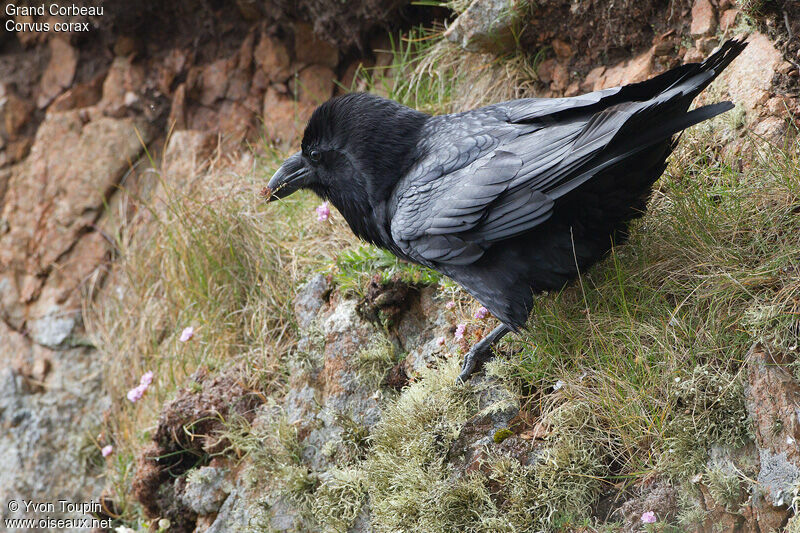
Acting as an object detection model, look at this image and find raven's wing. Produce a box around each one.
[389,40,745,266]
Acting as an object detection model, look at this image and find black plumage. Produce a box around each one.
[266,39,747,381]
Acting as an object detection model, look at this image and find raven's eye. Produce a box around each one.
[309,150,321,163]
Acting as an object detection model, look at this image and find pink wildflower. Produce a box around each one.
[127,371,155,402]
[474,306,489,319]
[127,385,145,402]
[140,371,154,387]
[641,511,656,524]
[455,323,466,340]
[445,301,456,309]
[101,445,114,457]
[316,202,330,222]
[179,326,194,342]
[436,336,446,346]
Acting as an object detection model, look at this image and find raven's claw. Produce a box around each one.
[456,324,512,383]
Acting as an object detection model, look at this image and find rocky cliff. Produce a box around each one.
[0,0,799,532]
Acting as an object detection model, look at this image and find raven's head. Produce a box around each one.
[265,93,427,241]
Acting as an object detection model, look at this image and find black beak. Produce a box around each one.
[263,151,310,202]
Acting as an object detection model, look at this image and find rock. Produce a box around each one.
[293,22,339,69]
[180,466,232,515]
[295,64,335,105]
[0,111,152,299]
[2,88,33,139]
[757,449,799,508]
[443,0,523,54]
[551,39,573,62]
[254,34,291,83]
[100,56,145,114]
[745,346,800,464]
[622,48,654,84]
[537,58,556,85]
[294,274,330,329]
[719,9,740,32]
[684,47,705,64]
[550,62,570,92]
[49,73,104,112]
[690,0,717,37]
[169,83,187,129]
[200,58,233,106]
[217,100,255,141]
[37,38,78,108]
[27,306,77,348]
[262,86,314,145]
[714,34,782,116]
[0,318,107,528]
[113,35,139,57]
[582,65,605,92]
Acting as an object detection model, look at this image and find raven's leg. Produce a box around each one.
[457,324,511,382]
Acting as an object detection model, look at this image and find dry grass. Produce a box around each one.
[84,142,357,521]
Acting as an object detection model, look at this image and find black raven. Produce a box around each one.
[265,39,747,381]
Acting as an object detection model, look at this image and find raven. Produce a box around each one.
[265,39,747,381]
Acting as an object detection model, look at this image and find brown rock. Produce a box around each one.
[690,0,717,37]
[3,89,34,139]
[537,58,557,85]
[597,62,626,90]
[0,111,152,277]
[684,47,705,63]
[38,38,78,108]
[565,80,580,97]
[262,87,314,145]
[113,35,139,57]
[100,56,145,113]
[582,65,605,92]
[157,48,189,95]
[218,100,255,141]
[200,58,232,106]
[550,63,570,92]
[719,8,740,31]
[254,34,291,83]
[168,83,187,130]
[294,22,339,69]
[622,48,654,84]
[49,73,104,113]
[551,38,573,61]
[295,64,335,105]
[716,33,782,116]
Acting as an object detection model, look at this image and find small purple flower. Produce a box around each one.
[474,306,489,319]
[101,445,114,457]
[140,371,154,387]
[316,202,330,222]
[455,323,466,340]
[641,511,656,524]
[445,301,455,309]
[127,384,145,403]
[179,326,194,342]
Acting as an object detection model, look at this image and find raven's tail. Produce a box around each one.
[618,38,748,104]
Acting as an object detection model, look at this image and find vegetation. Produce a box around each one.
[87,11,800,533]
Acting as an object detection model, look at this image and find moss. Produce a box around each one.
[493,428,514,444]
[662,366,752,477]
[704,465,744,512]
[310,467,368,532]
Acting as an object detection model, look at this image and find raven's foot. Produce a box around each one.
[456,324,511,383]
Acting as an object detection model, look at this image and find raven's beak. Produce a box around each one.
[263,151,310,202]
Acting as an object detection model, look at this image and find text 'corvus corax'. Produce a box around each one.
[266,39,747,382]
